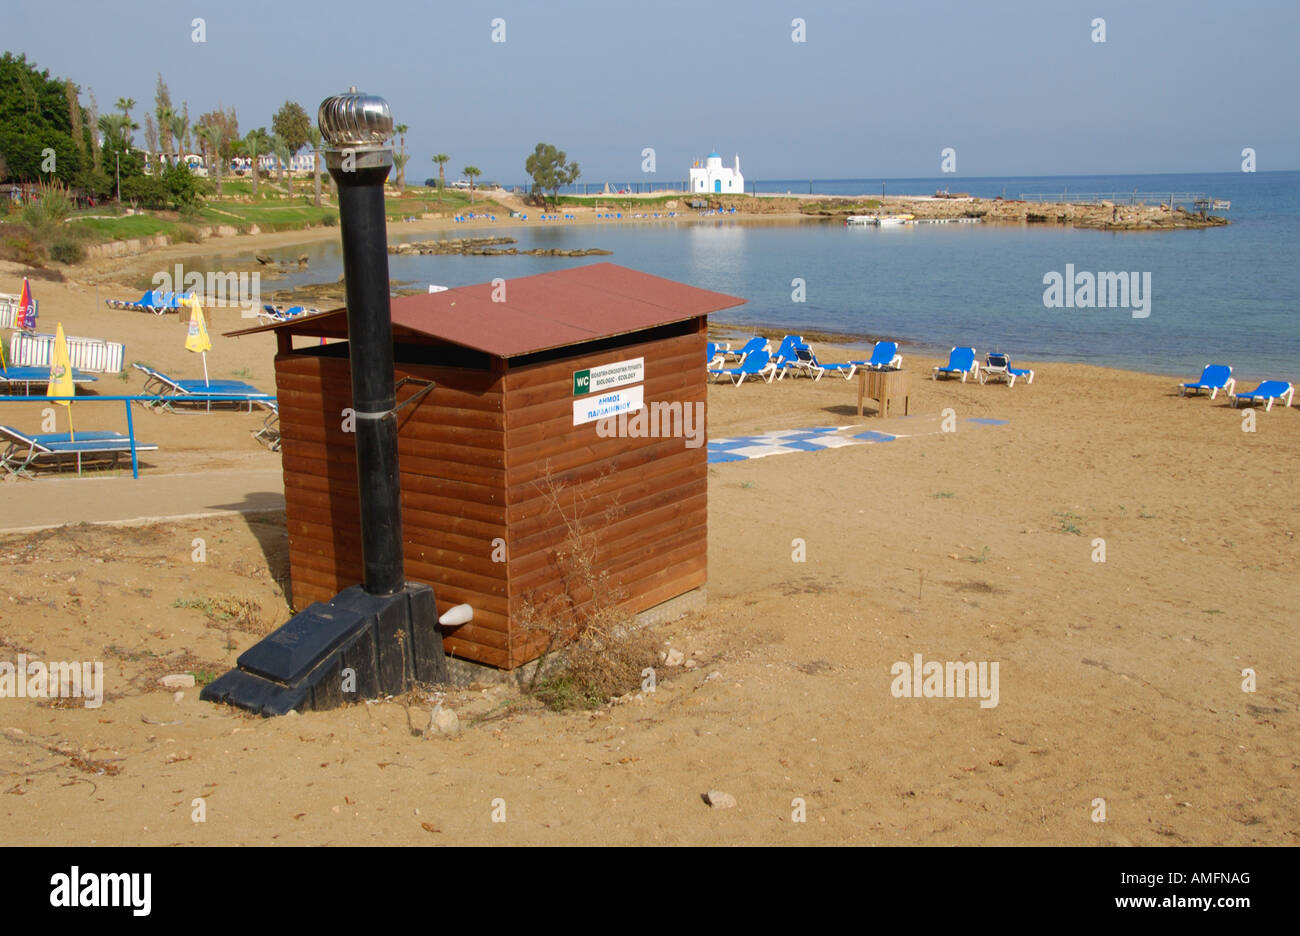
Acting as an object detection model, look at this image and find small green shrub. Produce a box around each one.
[21,183,72,237]
[0,231,47,266]
[49,239,86,264]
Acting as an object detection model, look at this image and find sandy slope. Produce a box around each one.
[0,249,1297,846]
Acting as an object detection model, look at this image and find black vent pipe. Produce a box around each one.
[319,90,404,596]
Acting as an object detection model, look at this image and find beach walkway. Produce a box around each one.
[707,417,1008,463]
[0,468,285,534]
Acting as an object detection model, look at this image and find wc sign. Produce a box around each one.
[573,357,644,396]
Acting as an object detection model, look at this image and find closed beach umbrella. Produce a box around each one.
[17,276,37,331]
[47,322,76,440]
[183,296,213,385]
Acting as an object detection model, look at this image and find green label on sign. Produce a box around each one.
[573,358,645,396]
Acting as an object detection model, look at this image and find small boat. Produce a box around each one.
[876,214,915,227]
[846,215,879,225]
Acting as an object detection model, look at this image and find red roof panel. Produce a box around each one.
[226,263,744,358]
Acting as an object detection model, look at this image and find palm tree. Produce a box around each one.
[244,128,271,198]
[463,166,481,202]
[115,97,138,146]
[168,112,189,167]
[431,153,449,203]
[196,124,224,196]
[96,113,130,150]
[393,123,408,189]
[156,106,174,166]
[393,153,410,193]
[270,134,292,196]
[307,125,323,208]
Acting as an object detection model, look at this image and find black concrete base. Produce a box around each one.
[200,583,448,716]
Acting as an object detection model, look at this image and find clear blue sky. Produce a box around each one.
[9,0,1299,182]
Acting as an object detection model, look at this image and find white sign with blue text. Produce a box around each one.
[573,385,645,426]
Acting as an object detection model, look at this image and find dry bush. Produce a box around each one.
[517,470,659,710]
[173,595,268,636]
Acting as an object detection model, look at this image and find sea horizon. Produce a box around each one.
[508,168,1296,200]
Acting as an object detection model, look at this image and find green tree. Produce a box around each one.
[115,97,137,137]
[154,74,173,161]
[524,142,580,209]
[0,53,87,183]
[168,111,189,165]
[392,122,408,189]
[97,113,130,150]
[270,133,291,195]
[463,165,481,201]
[243,127,271,198]
[143,112,159,172]
[64,80,86,161]
[86,90,101,172]
[307,125,323,207]
[393,152,410,193]
[97,113,142,201]
[196,107,238,192]
[431,153,449,202]
[271,101,310,157]
[121,161,202,210]
[196,123,223,195]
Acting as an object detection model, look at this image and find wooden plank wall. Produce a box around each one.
[276,352,512,667]
[503,328,708,667]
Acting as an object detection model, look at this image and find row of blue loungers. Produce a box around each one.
[1180,365,1294,410]
[0,366,278,478]
[706,337,1035,387]
[105,290,194,314]
[707,335,905,386]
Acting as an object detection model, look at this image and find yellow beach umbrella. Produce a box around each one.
[183,296,213,385]
[47,322,76,440]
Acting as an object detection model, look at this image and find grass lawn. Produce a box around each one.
[70,214,180,239]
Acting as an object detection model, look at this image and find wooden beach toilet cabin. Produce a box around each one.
[231,263,744,669]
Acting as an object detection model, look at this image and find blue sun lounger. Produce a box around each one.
[0,366,97,394]
[251,401,281,451]
[132,363,274,412]
[933,347,978,382]
[0,425,159,478]
[1180,364,1235,399]
[851,341,903,371]
[770,335,805,368]
[779,343,857,381]
[980,352,1034,387]
[722,336,770,363]
[1231,380,1294,411]
[709,349,777,385]
[706,341,730,367]
[257,305,321,324]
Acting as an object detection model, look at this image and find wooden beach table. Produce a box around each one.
[856,368,911,417]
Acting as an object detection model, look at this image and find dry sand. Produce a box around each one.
[1,242,1297,846]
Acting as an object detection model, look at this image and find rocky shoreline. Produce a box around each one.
[789,195,1229,230]
[390,236,612,257]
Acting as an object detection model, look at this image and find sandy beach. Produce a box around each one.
[1,231,1297,845]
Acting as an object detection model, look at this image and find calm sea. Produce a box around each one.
[260,171,1300,378]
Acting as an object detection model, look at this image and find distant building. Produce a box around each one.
[228,150,319,174]
[689,151,744,195]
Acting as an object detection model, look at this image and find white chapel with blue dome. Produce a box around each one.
[689,151,744,194]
